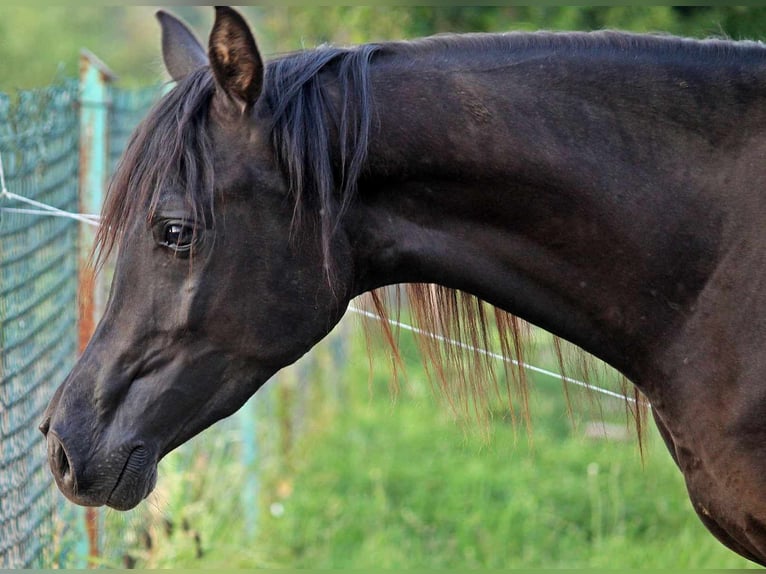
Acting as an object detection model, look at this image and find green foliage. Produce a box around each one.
[0,7,160,90]
[250,334,754,569]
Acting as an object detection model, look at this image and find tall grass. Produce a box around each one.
[99,316,756,569]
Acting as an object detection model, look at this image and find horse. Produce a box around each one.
[40,6,766,566]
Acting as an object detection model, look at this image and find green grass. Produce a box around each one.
[99,320,758,569]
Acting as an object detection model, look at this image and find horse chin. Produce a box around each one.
[105,446,158,511]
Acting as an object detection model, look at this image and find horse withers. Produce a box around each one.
[41,6,766,566]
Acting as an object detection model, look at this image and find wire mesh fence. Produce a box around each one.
[0,75,161,567]
[0,81,81,568]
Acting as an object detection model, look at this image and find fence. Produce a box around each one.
[0,53,162,568]
[0,78,81,569]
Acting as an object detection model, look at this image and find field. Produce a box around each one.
[98,313,757,569]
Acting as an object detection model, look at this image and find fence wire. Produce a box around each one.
[0,79,160,568]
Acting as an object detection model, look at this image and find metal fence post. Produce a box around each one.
[78,49,116,568]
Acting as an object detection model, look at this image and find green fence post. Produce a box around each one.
[78,48,116,568]
[240,395,260,536]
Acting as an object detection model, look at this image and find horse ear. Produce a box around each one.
[156,10,208,81]
[208,6,264,113]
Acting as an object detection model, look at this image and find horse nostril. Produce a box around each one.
[47,433,75,493]
[57,446,70,482]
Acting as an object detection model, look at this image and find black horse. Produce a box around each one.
[41,7,766,566]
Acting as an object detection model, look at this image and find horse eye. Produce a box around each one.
[161,221,196,252]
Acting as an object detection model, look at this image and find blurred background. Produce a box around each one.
[5,6,766,89]
[2,5,766,569]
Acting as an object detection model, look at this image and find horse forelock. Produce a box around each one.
[96,68,216,267]
[98,44,381,271]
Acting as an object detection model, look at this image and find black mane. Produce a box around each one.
[265,43,381,271]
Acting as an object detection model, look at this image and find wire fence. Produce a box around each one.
[0,81,81,568]
[0,69,161,567]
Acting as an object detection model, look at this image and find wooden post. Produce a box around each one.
[78,49,116,568]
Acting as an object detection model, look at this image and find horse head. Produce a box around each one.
[40,7,352,510]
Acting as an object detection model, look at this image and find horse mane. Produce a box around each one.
[265,43,382,277]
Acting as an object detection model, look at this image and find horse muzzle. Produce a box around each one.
[40,418,158,510]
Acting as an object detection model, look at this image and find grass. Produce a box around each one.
[97,316,758,569]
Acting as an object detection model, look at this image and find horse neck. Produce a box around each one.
[344,35,766,382]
